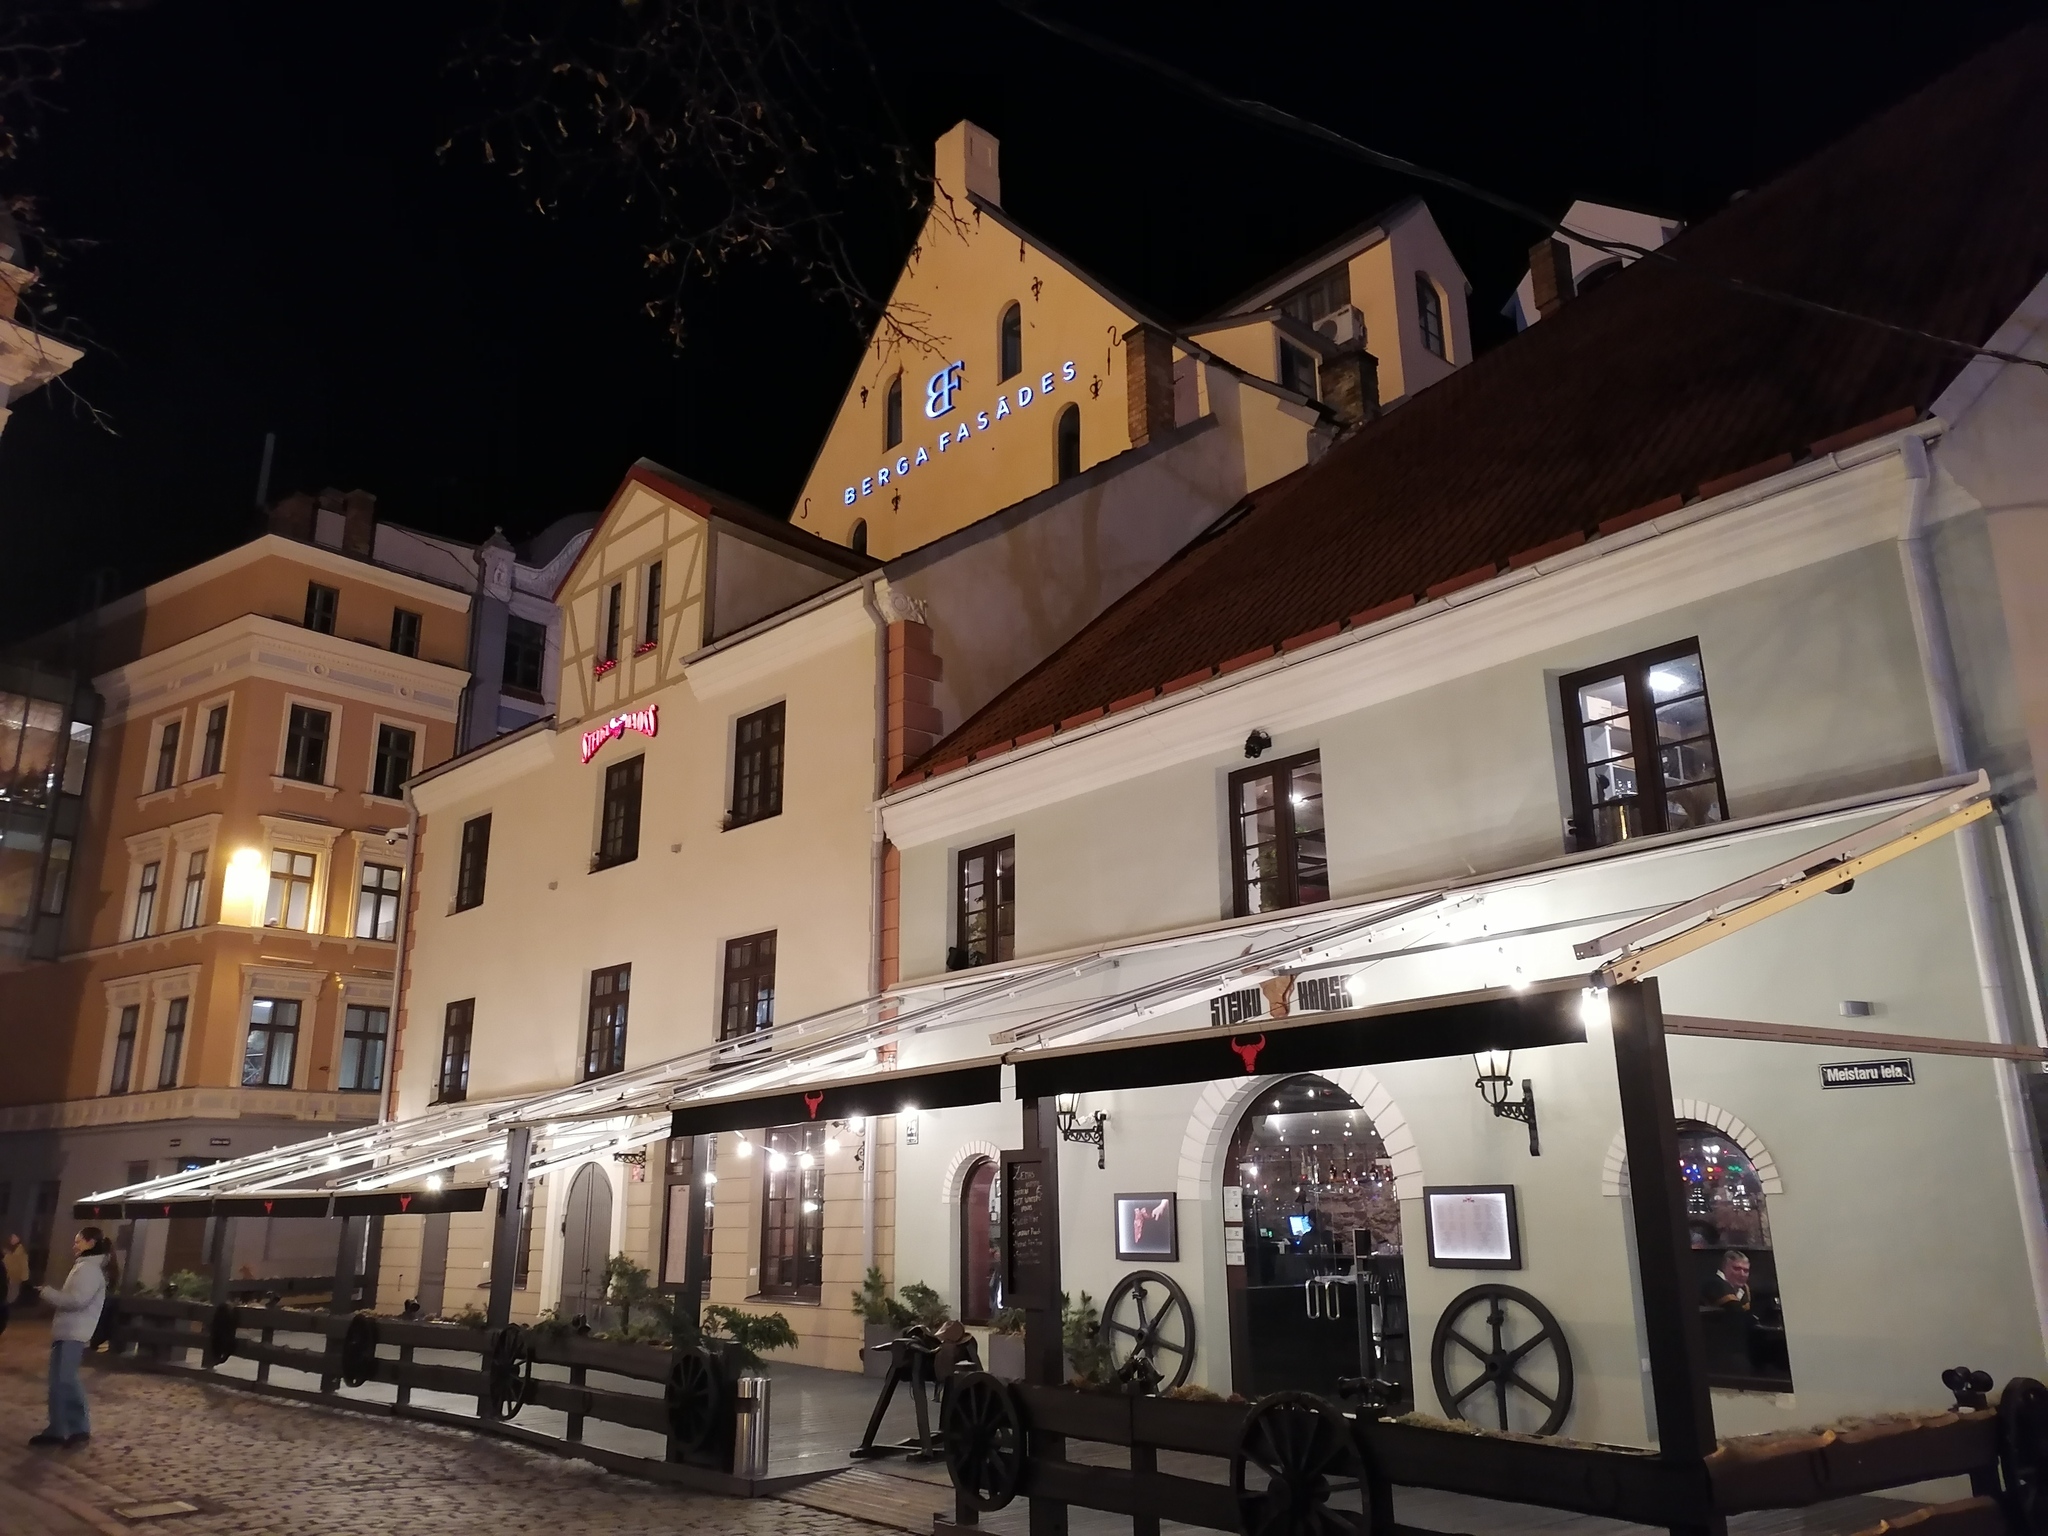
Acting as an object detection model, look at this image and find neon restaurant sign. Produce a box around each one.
[581,705,658,764]
[844,358,1078,505]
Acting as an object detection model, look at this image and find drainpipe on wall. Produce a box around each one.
[377,792,421,1131]
[860,574,889,1278]
[1897,431,2048,1350]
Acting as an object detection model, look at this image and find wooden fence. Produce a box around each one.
[106,1296,795,1496]
[934,1372,2042,1536]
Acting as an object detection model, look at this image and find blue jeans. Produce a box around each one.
[47,1340,88,1439]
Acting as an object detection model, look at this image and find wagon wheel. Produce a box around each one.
[340,1312,380,1389]
[1430,1285,1573,1438]
[666,1344,727,1454]
[1101,1270,1196,1393]
[1229,1391,1371,1536]
[484,1323,534,1420]
[1999,1377,2048,1533]
[941,1371,1026,1511]
[208,1302,240,1364]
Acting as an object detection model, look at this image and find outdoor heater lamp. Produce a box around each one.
[1056,1091,1108,1169]
[1472,1049,1541,1157]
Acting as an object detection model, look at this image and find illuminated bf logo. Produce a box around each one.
[925,360,965,419]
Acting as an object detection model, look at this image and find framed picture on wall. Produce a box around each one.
[1423,1185,1522,1269]
[1115,1192,1178,1262]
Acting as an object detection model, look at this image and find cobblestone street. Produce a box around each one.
[0,1321,882,1536]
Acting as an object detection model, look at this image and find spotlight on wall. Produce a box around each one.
[1055,1091,1108,1169]
[1472,1048,1540,1156]
[1244,729,1273,760]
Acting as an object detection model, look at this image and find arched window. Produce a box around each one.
[998,301,1023,382]
[849,519,868,556]
[1678,1119,1792,1391]
[1055,404,1081,481]
[884,375,903,449]
[1414,272,1446,360]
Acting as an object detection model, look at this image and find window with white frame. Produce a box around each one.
[132,861,160,939]
[198,703,229,778]
[370,724,415,800]
[265,849,317,929]
[282,704,331,784]
[157,996,187,1088]
[178,849,208,929]
[108,1005,139,1094]
[339,1004,388,1092]
[242,996,300,1087]
[355,861,401,940]
[152,717,182,793]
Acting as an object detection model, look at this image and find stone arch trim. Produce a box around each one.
[1601,1099,1784,1197]
[1176,1067,1423,1205]
[940,1139,1004,1204]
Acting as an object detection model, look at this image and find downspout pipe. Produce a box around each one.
[1897,432,2048,1350]
[378,791,421,1131]
[860,574,889,1280]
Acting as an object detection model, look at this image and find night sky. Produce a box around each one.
[0,0,2036,640]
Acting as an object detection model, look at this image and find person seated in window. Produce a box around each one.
[1701,1248,1752,1312]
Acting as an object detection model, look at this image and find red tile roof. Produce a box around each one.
[901,26,2048,784]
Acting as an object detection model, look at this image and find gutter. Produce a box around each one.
[859,574,889,1279]
[1897,430,2048,1353]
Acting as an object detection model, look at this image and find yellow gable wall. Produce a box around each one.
[557,479,710,728]
[792,126,1143,561]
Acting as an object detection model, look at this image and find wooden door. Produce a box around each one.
[557,1164,612,1323]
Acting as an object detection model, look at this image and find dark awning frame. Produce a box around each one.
[668,979,1590,1140]
[72,1185,491,1222]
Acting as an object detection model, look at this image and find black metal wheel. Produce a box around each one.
[1999,1377,2048,1533]
[1229,1391,1370,1536]
[484,1323,534,1420]
[666,1344,727,1454]
[941,1371,1026,1511]
[340,1313,380,1389]
[1101,1269,1196,1393]
[208,1302,240,1364]
[1430,1285,1573,1437]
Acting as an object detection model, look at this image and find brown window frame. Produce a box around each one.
[199,703,228,777]
[642,562,663,648]
[339,1004,388,1093]
[282,704,331,784]
[502,616,547,698]
[371,723,415,800]
[438,1000,474,1103]
[1415,271,1446,359]
[602,582,623,663]
[584,963,631,1080]
[304,582,338,634]
[719,931,777,1041]
[108,1004,139,1094]
[455,814,491,911]
[757,1122,825,1301]
[355,861,402,940]
[132,861,160,939]
[1227,749,1329,917]
[157,996,187,1089]
[1559,639,1729,852]
[153,718,181,792]
[727,702,785,828]
[953,837,1015,970]
[596,755,643,868]
[242,996,301,1087]
[390,607,422,657]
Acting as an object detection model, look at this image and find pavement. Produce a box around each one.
[0,1317,881,1536]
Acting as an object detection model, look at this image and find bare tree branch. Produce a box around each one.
[447,0,959,355]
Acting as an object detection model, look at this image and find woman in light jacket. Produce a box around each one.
[29,1227,115,1448]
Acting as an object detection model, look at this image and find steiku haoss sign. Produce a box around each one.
[581,705,658,764]
[1819,1057,1915,1089]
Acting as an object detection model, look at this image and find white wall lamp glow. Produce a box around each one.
[1472,1048,1540,1157]
[1055,1091,1107,1169]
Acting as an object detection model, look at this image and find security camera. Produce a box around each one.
[383,828,411,847]
[1244,729,1273,760]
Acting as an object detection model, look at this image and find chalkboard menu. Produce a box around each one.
[1004,1156,1048,1303]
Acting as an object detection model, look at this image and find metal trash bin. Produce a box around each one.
[733,1375,771,1479]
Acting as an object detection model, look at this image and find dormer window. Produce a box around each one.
[998,302,1023,382]
[884,375,903,449]
[1416,272,1446,359]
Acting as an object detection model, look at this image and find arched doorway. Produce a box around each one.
[1225,1074,1408,1401]
[1677,1120,1791,1390]
[960,1158,999,1323]
[558,1163,613,1324]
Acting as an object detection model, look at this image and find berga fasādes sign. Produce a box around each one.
[1819,1058,1916,1089]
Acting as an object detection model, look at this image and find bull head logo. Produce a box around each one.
[398,1194,412,1213]
[263,1201,274,1216]
[1230,1034,1267,1073]
[804,1092,825,1120]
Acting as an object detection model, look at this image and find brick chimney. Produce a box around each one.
[1124,324,1176,448]
[932,121,1002,208]
[1318,348,1381,426]
[1530,238,1575,319]
[267,492,315,543]
[341,490,378,558]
